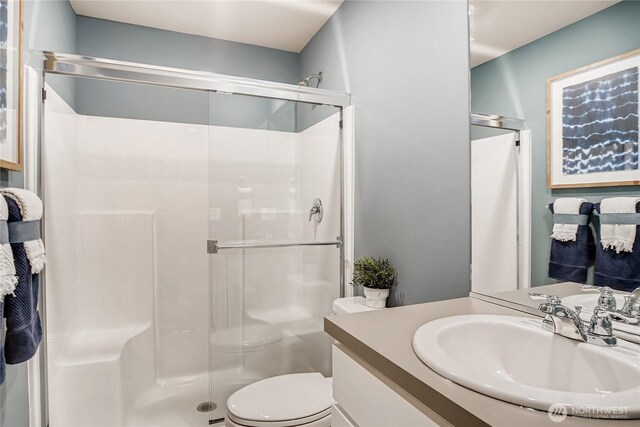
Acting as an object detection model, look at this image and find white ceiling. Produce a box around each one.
[70,0,343,53]
[72,1,620,63]
[470,0,620,68]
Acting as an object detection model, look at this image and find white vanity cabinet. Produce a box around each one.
[331,345,450,427]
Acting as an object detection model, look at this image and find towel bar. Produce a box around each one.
[552,214,589,225]
[597,213,640,225]
[207,238,342,254]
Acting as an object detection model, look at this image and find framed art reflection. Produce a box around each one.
[0,0,23,171]
[547,49,640,189]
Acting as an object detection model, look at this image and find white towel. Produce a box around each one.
[600,197,640,253]
[551,198,586,242]
[0,189,46,274]
[0,196,18,297]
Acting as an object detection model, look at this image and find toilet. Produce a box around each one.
[226,373,333,427]
[225,297,378,426]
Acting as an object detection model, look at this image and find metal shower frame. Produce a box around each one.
[26,51,353,427]
[470,112,527,142]
[40,50,352,292]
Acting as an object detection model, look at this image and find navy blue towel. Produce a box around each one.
[3,196,42,365]
[548,202,595,284]
[594,202,640,292]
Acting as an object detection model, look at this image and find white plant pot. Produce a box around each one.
[363,287,390,309]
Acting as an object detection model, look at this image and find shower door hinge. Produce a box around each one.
[41,88,47,102]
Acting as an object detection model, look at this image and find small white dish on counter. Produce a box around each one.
[412,314,640,419]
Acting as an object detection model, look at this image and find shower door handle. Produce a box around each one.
[207,238,342,254]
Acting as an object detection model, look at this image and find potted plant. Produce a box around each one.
[351,256,396,308]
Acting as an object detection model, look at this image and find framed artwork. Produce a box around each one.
[547,49,640,188]
[0,0,22,171]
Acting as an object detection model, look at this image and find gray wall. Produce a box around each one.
[76,16,299,83]
[24,0,76,105]
[300,1,471,305]
[74,16,300,130]
[0,0,76,190]
[471,1,640,287]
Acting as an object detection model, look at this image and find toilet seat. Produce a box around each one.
[227,408,330,427]
[226,373,332,427]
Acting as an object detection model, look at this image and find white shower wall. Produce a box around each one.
[471,130,532,294]
[471,133,518,294]
[43,85,342,426]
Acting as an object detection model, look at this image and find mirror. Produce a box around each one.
[468,0,640,336]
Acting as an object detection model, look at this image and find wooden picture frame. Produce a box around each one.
[0,0,23,171]
[547,48,640,189]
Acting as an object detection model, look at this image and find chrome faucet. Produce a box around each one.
[580,285,617,310]
[529,292,617,346]
[581,285,640,325]
[620,286,640,320]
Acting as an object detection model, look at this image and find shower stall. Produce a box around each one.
[469,113,531,295]
[26,52,353,426]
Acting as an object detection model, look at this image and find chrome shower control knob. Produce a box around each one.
[309,198,323,224]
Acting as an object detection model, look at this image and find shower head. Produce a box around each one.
[298,72,323,88]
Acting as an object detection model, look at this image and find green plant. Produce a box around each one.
[351,256,396,289]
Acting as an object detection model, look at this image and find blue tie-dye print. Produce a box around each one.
[1,0,8,144]
[562,67,639,175]
[0,0,8,45]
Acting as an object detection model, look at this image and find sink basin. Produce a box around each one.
[561,294,640,344]
[413,315,640,418]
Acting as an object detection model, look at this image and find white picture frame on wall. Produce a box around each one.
[1,0,23,171]
[547,49,640,189]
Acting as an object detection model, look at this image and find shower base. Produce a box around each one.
[125,368,264,426]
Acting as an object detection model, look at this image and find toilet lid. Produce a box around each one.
[227,373,332,425]
[332,296,379,315]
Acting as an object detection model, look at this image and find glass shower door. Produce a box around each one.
[207,92,342,424]
[42,74,215,427]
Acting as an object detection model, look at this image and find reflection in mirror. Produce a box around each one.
[468,0,640,337]
[470,114,530,295]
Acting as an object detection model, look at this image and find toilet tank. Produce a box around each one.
[332,297,379,315]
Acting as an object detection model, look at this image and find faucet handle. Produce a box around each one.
[580,285,616,309]
[621,295,640,318]
[589,304,616,335]
[580,285,609,292]
[575,305,583,317]
[580,285,614,297]
[529,292,562,304]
